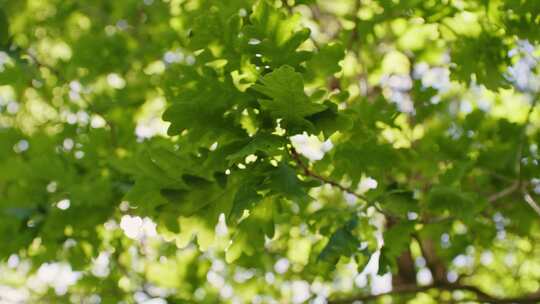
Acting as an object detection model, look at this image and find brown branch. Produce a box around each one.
[289,146,369,203]
[487,181,519,203]
[289,147,460,224]
[523,191,540,217]
[288,147,408,223]
[393,248,417,286]
[290,143,531,224]
[416,237,447,284]
[328,283,540,304]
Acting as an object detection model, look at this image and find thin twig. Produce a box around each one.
[288,146,404,221]
[289,147,452,222]
[487,181,519,203]
[523,191,540,217]
[289,146,369,202]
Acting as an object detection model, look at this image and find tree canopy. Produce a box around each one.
[1,0,540,303]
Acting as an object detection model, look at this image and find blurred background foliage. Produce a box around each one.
[1,0,540,303]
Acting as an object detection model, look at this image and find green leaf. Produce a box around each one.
[252,65,326,131]
[266,163,308,200]
[160,177,229,216]
[380,189,418,218]
[189,10,244,68]
[427,186,487,219]
[333,137,401,184]
[306,43,345,80]
[229,180,263,223]
[226,132,285,165]
[307,100,353,137]
[245,0,312,67]
[226,196,275,262]
[450,33,510,90]
[318,219,360,264]
[162,68,247,147]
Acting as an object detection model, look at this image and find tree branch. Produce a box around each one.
[288,146,399,218]
[289,146,369,203]
[328,283,540,304]
[523,191,540,217]
[487,181,519,203]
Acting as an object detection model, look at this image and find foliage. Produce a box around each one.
[1,0,540,303]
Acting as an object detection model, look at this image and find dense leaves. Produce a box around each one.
[1,0,540,303]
